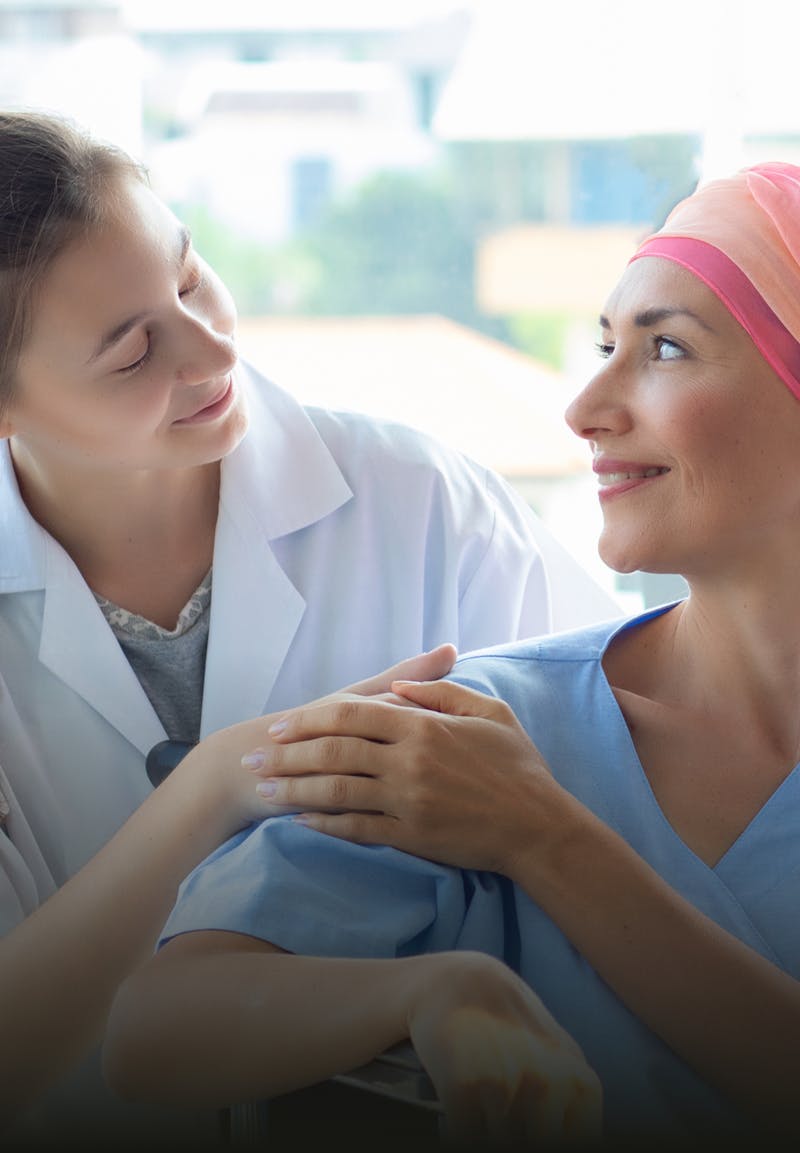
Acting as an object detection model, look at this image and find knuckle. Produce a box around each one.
[265,743,284,770]
[491,698,516,724]
[317,735,343,767]
[344,815,372,844]
[325,774,350,807]
[330,699,359,728]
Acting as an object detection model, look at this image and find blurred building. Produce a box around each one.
[125,2,470,242]
[0,0,144,153]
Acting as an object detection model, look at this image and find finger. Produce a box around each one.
[262,732,392,777]
[257,770,382,813]
[293,811,398,845]
[268,697,415,746]
[391,678,511,722]
[344,644,457,697]
[563,1068,603,1141]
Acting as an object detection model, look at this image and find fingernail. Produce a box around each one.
[268,718,287,736]
[242,749,266,770]
[256,780,278,797]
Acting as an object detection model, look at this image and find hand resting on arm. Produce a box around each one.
[252,677,800,1135]
[0,645,455,1123]
[105,931,601,1145]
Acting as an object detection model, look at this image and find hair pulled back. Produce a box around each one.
[0,111,144,415]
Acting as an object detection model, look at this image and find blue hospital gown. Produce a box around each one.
[160,605,800,1138]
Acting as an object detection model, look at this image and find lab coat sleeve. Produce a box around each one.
[456,468,621,650]
[0,768,55,937]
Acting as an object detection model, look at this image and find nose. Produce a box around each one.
[565,357,632,442]
[174,308,238,387]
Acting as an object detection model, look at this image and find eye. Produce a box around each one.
[117,341,152,376]
[179,266,205,299]
[594,341,614,359]
[653,336,685,361]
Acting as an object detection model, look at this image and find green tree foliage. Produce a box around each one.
[296,170,481,325]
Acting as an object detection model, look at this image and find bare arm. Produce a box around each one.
[104,933,600,1145]
[0,645,456,1121]
[0,720,279,1120]
[254,680,800,1133]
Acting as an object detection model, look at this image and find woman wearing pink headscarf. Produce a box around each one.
[107,165,800,1146]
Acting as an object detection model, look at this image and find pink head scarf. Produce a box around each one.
[629,162,800,400]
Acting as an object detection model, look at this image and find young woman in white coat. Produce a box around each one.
[0,111,618,1142]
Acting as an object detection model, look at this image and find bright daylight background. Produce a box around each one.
[2,0,798,608]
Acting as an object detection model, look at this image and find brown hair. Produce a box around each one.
[0,110,144,416]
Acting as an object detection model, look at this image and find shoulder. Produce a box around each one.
[449,604,679,718]
[242,358,503,500]
[449,614,632,703]
[456,615,625,672]
[306,402,497,493]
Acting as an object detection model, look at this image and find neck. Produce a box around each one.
[629,571,800,761]
[10,441,221,627]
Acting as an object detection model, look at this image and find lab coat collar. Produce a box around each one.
[200,364,354,735]
[0,365,355,748]
[0,364,353,584]
[0,441,167,752]
[0,441,47,590]
[40,540,168,754]
[224,362,353,540]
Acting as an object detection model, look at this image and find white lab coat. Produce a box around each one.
[0,362,619,925]
[0,361,620,1143]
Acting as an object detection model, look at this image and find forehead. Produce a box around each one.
[22,180,183,345]
[600,256,734,330]
[47,179,180,290]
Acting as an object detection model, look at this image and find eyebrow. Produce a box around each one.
[87,225,193,364]
[598,306,714,332]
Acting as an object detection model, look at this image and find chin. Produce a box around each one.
[597,534,639,575]
[597,531,662,577]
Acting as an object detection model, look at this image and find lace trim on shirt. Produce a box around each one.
[94,569,212,641]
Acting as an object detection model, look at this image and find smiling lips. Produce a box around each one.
[174,376,234,425]
[593,458,670,494]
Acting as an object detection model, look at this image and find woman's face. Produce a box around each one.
[4,176,247,479]
[566,257,800,579]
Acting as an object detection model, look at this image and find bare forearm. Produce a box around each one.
[517,794,800,1130]
[104,939,435,1105]
[0,760,248,1115]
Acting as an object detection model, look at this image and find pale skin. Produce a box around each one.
[0,645,455,1126]
[0,171,471,1124]
[105,259,800,1138]
[4,174,247,628]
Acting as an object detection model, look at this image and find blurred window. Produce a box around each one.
[292,156,333,230]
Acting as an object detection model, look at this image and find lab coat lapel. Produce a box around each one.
[38,537,167,755]
[200,365,353,736]
[200,501,305,736]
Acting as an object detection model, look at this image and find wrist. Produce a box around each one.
[157,737,242,849]
[504,782,601,898]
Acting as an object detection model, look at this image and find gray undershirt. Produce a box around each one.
[93,571,211,744]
